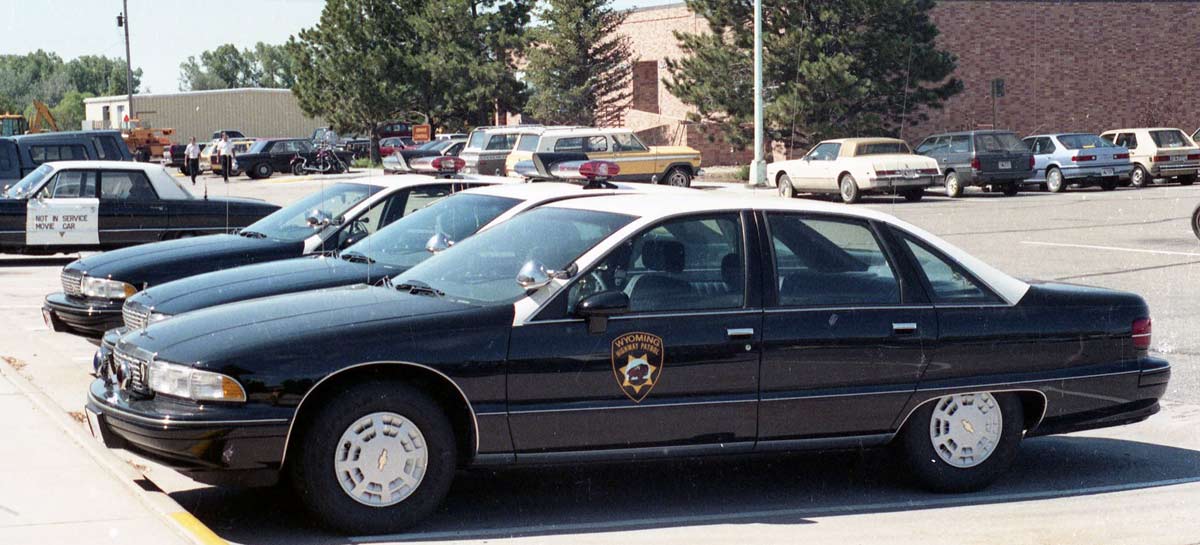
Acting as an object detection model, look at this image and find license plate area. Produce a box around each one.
[998,161,1012,169]
[1101,168,1114,176]
[1172,155,1185,162]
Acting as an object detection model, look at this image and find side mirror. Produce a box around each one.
[425,232,454,253]
[516,260,552,290]
[306,209,332,229]
[575,290,630,334]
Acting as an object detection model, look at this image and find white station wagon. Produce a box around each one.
[770,137,941,203]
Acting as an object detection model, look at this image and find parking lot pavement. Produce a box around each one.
[2,179,1199,544]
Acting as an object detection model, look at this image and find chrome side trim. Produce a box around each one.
[522,308,763,327]
[761,387,914,403]
[509,397,756,415]
[891,388,1050,439]
[89,391,288,427]
[764,305,935,314]
[279,361,480,468]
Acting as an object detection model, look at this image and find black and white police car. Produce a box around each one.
[86,191,1168,534]
[1,161,278,255]
[45,158,511,336]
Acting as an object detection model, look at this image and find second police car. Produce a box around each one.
[44,157,507,336]
[86,186,1168,534]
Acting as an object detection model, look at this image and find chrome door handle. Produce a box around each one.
[727,328,755,339]
[892,322,918,335]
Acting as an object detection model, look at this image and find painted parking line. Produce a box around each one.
[351,476,1200,543]
[1021,241,1200,258]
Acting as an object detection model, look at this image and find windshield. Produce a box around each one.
[248,140,270,153]
[394,207,634,305]
[1150,130,1193,149]
[855,142,910,156]
[1058,134,1114,150]
[3,164,53,199]
[974,133,1025,153]
[348,194,522,269]
[243,183,380,241]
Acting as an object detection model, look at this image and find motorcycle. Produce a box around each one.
[289,144,348,176]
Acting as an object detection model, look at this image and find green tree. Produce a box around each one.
[50,89,95,130]
[179,42,296,91]
[254,42,297,88]
[666,0,962,151]
[178,56,229,91]
[64,55,142,96]
[523,0,632,126]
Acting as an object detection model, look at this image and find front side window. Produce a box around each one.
[568,214,745,313]
[243,183,380,241]
[768,214,899,307]
[915,136,945,155]
[349,193,522,269]
[39,170,97,199]
[395,207,633,305]
[613,133,648,152]
[100,171,156,200]
[807,143,841,161]
[902,235,999,304]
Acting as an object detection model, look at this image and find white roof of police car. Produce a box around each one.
[41,161,197,200]
[342,173,515,190]
[45,160,173,172]
[458,180,697,201]
[545,193,1030,305]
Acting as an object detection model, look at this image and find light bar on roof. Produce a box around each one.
[550,160,620,180]
[409,155,465,174]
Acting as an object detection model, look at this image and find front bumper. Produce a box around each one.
[86,378,291,484]
[43,292,123,337]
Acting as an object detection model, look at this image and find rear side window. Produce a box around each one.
[29,144,89,165]
[1150,130,1191,148]
[554,137,584,152]
[516,134,540,152]
[949,136,971,153]
[100,170,157,201]
[485,134,518,151]
[585,136,609,152]
[902,235,999,304]
[768,214,900,307]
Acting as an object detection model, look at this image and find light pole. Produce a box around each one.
[118,0,133,126]
[747,0,766,188]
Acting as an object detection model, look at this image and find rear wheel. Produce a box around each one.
[1180,174,1196,186]
[944,172,963,198]
[839,174,861,204]
[1045,168,1066,193]
[901,188,924,202]
[254,162,273,179]
[900,392,1024,492]
[1130,165,1150,188]
[291,162,305,176]
[1192,205,1200,240]
[289,381,457,535]
[663,167,692,188]
[777,173,796,198]
[1100,177,1118,191]
[1001,183,1020,196]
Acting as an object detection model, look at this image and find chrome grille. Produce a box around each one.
[61,269,83,297]
[122,303,149,330]
[113,348,151,396]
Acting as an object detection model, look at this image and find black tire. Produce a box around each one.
[254,162,273,179]
[1180,174,1196,186]
[944,172,963,198]
[778,173,795,198]
[901,188,924,202]
[288,381,457,535]
[1100,177,1118,191]
[900,392,1024,493]
[1001,182,1020,196]
[663,167,692,188]
[1130,165,1150,188]
[838,174,861,204]
[1045,168,1066,193]
[1192,204,1200,240]
[291,162,305,176]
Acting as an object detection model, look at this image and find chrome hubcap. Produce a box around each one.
[929,392,1002,469]
[779,178,789,197]
[1049,171,1061,190]
[335,411,428,507]
[669,172,687,186]
[841,179,854,200]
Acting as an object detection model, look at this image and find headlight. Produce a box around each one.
[148,359,247,402]
[148,312,171,325]
[82,276,137,299]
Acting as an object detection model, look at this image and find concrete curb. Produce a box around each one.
[0,365,227,545]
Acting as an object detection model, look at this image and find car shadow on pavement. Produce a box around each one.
[0,256,77,268]
[168,434,1200,544]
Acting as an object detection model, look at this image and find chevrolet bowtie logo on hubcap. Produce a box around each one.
[962,420,976,434]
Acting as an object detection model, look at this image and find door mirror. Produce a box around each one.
[575,290,630,334]
[516,260,552,290]
[425,232,454,253]
[306,209,332,229]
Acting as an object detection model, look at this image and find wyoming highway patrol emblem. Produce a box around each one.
[611,332,664,403]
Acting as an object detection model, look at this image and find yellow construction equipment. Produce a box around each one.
[122,118,175,162]
[29,100,59,133]
[1,100,59,136]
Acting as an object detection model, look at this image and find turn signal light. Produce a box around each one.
[1133,318,1152,350]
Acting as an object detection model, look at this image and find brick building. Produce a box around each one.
[612,0,1200,165]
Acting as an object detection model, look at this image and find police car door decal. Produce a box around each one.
[611,332,664,403]
[26,197,100,246]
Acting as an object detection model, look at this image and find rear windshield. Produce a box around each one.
[855,142,910,156]
[973,133,1025,153]
[516,134,540,152]
[1058,134,1114,150]
[1150,130,1192,149]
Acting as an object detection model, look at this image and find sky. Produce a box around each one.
[2,0,678,96]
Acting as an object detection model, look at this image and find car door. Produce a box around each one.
[506,212,762,454]
[1026,137,1051,181]
[98,169,168,246]
[26,169,100,248]
[758,212,936,441]
[799,142,841,190]
[267,140,293,171]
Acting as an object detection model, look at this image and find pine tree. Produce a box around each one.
[524,0,633,126]
[666,0,962,152]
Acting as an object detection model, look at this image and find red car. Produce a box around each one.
[379,136,417,156]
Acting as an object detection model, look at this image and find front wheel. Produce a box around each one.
[1130,165,1150,188]
[289,381,457,535]
[839,174,861,204]
[291,162,305,176]
[900,392,1024,493]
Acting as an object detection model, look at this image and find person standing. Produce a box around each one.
[184,137,201,185]
[218,133,232,183]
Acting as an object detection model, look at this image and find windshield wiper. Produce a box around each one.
[394,279,444,297]
[238,230,268,239]
[340,251,376,264]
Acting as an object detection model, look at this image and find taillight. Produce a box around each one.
[1072,155,1096,162]
[970,157,981,170]
[1133,318,1152,350]
[1113,153,1130,160]
[1029,155,1035,168]
[875,169,897,176]
[1152,155,1169,162]
[918,168,940,175]
[1187,153,1200,161]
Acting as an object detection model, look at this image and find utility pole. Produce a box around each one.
[747,0,766,188]
[119,0,133,126]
